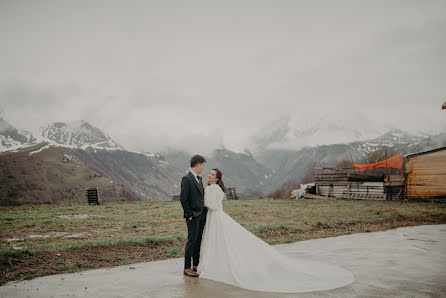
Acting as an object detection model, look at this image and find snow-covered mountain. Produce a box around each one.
[255,128,434,171]
[0,119,126,152]
[350,129,429,156]
[0,116,38,151]
[1,141,185,205]
[254,128,444,195]
[160,126,444,198]
[40,120,125,150]
[1,118,190,204]
[2,115,444,202]
[248,113,431,152]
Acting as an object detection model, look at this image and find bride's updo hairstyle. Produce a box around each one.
[211,168,226,193]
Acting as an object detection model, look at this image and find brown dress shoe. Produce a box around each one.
[192,266,197,272]
[183,268,199,277]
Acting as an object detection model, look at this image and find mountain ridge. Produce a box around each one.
[2,118,444,204]
[0,119,126,152]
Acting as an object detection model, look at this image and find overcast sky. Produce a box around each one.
[0,0,445,154]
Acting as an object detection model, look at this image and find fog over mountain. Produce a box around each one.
[1,1,445,155]
[1,1,445,204]
[1,117,445,204]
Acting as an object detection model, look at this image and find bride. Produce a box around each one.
[196,168,355,293]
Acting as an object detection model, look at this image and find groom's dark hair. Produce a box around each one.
[190,155,206,167]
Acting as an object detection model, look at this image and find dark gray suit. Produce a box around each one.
[180,171,208,269]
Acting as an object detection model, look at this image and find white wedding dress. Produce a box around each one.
[197,184,355,293]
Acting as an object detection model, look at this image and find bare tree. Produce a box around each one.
[357,147,401,176]
[336,159,353,168]
[267,162,316,199]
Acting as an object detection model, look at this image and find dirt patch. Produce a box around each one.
[57,214,103,219]
[0,238,183,285]
[258,214,446,244]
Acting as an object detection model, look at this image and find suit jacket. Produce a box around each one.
[180,171,208,219]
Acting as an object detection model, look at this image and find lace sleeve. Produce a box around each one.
[205,185,224,210]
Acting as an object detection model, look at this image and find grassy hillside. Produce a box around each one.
[0,143,141,205]
[70,147,184,201]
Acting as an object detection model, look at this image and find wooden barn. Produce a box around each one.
[404,147,446,199]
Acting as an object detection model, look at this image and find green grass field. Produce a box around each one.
[1,197,445,253]
[1,197,445,283]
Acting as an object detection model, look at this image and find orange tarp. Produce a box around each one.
[353,153,403,172]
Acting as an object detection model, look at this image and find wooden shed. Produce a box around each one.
[314,167,387,200]
[404,147,446,199]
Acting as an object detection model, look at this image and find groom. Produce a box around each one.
[180,154,208,277]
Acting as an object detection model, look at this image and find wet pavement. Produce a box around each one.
[1,224,445,297]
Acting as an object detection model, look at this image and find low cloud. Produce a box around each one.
[0,0,445,153]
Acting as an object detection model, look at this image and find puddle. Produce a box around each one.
[29,232,69,238]
[406,238,437,242]
[5,231,87,241]
[409,245,431,252]
[57,214,95,219]
[64,232,86,238]
[5,237,25,242]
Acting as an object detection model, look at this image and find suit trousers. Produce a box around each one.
[184,209,207,269]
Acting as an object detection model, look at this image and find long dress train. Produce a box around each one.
[196,184,355,293]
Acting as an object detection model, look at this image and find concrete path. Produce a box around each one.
[1,224,445,298]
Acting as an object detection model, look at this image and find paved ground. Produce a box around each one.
[1,224,445,298]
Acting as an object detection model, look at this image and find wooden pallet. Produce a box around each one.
[225,187,239,200]
[86,187,100,205]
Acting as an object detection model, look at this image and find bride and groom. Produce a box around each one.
[180,155,355,293]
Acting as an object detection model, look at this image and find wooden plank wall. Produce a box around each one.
[405,149,446,198]
[318,182,384,198]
